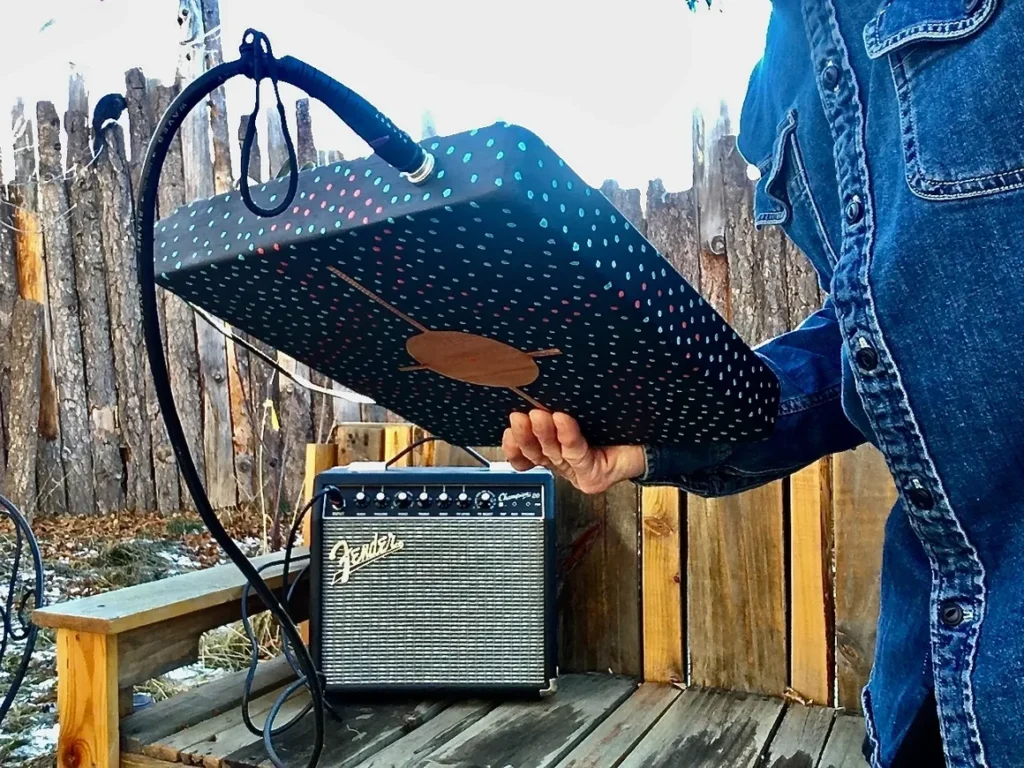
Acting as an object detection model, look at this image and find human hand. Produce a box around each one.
[501,410,646,494]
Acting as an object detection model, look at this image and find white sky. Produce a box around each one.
[0,0,770,192]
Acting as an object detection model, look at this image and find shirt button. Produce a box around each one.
[821,64,840,89]
[907,484,935,510]
[854,338,878,371]
[941,601,964,627]
[845,195,864,224]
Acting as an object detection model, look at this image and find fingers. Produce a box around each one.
[529,410,564,467]
[501,428,535,472]
[552,412,597,476]
[509,411,547,467]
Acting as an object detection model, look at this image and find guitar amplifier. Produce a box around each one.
[309,461,557,696]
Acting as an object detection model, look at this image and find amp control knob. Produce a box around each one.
[456,491,472,509]
[354,491,370,508]
[374,491,389,508]
[417,492,432,508]
[436,492,452,509]
[476,491,494,509]
[394,491,412,508]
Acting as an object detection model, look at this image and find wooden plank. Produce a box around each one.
[833,446,895,710]
[3,298,43,515]
[36,100,95,515]
[790,459,834,706]
[415,674,637,768]
[0,185,13,485]
[12,98,37,208]
[554,683,680,768]
[32,547,308,634]
[300,443,338,642]
[559,479,640,676]
[122,754,179,768]
[154,80,206,512]
[335,424,386,464]
[65,79,127,514]
[96,124,157,512]
[761,705,835,768]
[817,713,867,768]
[641,487,683,684]
[783,235,823,330]
[56,630,119,768]
[222,697,448,768]
[620,687,784,768]
[646,180,699,288]
[384,424,416,467]
[598,180,645,234]
[200,0,234,197]
[694,108,731,317]
[121,656,295,752]
[688,484,787,695]
[352,701,496,768]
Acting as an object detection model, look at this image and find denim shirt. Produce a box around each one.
[637,1,1024,766]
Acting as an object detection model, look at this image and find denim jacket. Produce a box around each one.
[638,1,1024,766]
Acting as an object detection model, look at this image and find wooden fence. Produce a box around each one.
[0,7,896,711]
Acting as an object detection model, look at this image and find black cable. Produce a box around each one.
[0,493,45,727]
[130,27,430,767]
[385,436,491,468]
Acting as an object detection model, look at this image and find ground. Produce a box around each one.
[0,506,281,768]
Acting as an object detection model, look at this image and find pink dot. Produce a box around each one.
[309,193,316,200]
[348,174,356,181]
[353,189,362,197]
[376,206,383,214]
[642,283,647,291]
[270,224,277,231]
[634,300,641,309]
[257,247,265,255]
[338,206,345,213]
[304,209,311,216]
[293,206,300,214]
[669,305,674,313]
[365,198,373,206]
[273,244,281,251]
[348,211,355,219]
[681,321,687,328]
[618,290,625,298]
[320,201,327,209]
[326,184,333,191]
[340,189,347,196]
[363,217,368,224]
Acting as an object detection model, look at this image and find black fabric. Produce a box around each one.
[865,691,946,767]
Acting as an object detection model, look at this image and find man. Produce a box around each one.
[502,1,1024,766]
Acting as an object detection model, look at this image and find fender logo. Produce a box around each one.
[329,532,405,585]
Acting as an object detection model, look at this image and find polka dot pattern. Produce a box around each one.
[154,122,780,447]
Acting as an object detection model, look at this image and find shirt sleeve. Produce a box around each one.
[635,297,866,497]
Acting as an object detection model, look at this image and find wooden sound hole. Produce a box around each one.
[406,331,539,387]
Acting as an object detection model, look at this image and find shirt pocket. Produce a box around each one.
[865,0,1024,200]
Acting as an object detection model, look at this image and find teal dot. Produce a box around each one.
[175,261,182,269]
[343,167,351,175]
[258,228,265,235]
[237,254,245,261]
[578,208,585,217]
[596,260,601,267]
[404,194,412,202]
[443,188,452,198]
[374,177,382,186]
[437,170,446,179]
[572,242,580,252]
[542,193,549,202]
[422,192,431,201]
[270,195,278,203]
[470,173,479,183]
[308,225,315,233]
[507,222,516,228]
[463,152,473,163]
[320,227,327,234]
[560,204,566,213]
[518,141,527,151]
[628,245,634,253]
[539,218,548,228]
[248,244,254,251]
[527,190,534,199]
[446,146,455,155]
[486,138,495,147]
[470,128,479,136]
[538,159,544,168]
[514,171,522,181]
[430,142,440,150]
[391,196,399,203]
[383,183,391,193]
[171,251,179,259]
[567,181,574,190]
[335,220,342,227]
[329,205,336,212]
[365,169,373,177]
[587,239,592,247]
[585,188,592,196]
[562,225,569,234]
[314,176,321,183]
[496,151,504,160]
[495,177,503,186]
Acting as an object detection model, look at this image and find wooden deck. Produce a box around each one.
[120,662,867,768]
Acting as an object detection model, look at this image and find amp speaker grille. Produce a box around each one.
[318,517,547,686]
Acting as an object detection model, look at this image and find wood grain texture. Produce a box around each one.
[817,714,868,768]
[640,487,683,684]
[154,80,207,512]
[352,701,496,768]
[618,687,784,768]
[96,125,157,512]
[300,442,338,642]
[646,179,699,288]
[36,101,95,514]
[554,682,679,768]
[121,656,295,752]
[688,483,787,695]
[121,753,179,768]
[599,180,645,234]
[558,479,641,676]
[790,458,835,706]
[833,446,895,710]
[0,186,13,485]
[761,704,835,768]
[124,68,155,191]
[694,110,731,318]
[56,630,119,768]
[3,298,43,515]
[32,547,308,634]
[12,98,37,208]
[783,235,824,330]
[415,674,636,768]
[334,423,386,465]
[200,0,234,198]
[65,88,126,514]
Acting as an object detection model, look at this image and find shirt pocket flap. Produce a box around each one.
[863,0,999,59]
[752,111,798,229]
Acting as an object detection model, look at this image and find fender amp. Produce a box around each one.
[309,461,557,696]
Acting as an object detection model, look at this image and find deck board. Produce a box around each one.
[618,687,785,768]
[121,674,870,768]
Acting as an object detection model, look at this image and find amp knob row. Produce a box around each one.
[349,490,495,509]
